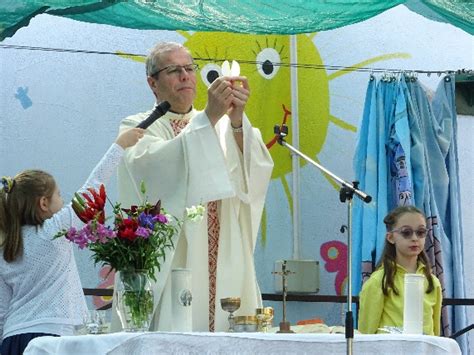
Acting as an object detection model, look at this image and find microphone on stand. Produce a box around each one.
[136,101,171,129]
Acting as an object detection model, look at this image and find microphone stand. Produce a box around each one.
[273,124,371,355]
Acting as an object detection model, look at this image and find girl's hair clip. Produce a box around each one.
[1,176,15,193]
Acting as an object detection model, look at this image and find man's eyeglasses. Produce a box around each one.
[151,64,199,77]
[390,227,428,239]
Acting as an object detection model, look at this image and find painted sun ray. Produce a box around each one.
[327,53,411,81]
[116,51,144,63]
[329,114,357,132]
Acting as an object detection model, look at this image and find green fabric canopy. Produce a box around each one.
[0,0,472,41]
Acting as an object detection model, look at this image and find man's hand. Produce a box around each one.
[205,76,234,126]
[227,76,249,128]
[204,76,250,127]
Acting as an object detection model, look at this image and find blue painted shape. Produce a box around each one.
[14,87,32,109]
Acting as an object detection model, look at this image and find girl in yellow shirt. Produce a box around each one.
[358,206,442,335]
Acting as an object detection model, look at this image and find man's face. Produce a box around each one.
[147,48,197,113]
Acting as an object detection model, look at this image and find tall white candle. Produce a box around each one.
[403,273,425,334]
[171,268,193,332]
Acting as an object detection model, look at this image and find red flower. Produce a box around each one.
[84,185,106,210]
[121,205,138,215]
[72,184,106,224]
[117,218,139,241]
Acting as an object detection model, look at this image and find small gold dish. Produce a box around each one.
[234,316,257,324]
[233,315,258,332]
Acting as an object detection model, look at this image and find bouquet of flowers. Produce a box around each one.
[55,182,205,331]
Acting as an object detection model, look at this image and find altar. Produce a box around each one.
[24,331,461,355]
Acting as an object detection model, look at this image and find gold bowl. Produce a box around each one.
[233,315,258,332]
[234,315,257,325]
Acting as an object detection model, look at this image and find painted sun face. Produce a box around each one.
[185,32,330,180]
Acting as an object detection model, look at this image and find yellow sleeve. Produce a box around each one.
[433,281,442,336]
[358,273,385,334]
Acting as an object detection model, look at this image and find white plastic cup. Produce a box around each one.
[403,273,425,334]
[171,268,193,331]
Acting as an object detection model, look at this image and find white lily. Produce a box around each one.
[186,204,206,222]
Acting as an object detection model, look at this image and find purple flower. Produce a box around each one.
[136,226,151,238]
[95,223,116,243]
[138,213,156,229]
[65,226,90,248]
[156,214,168,224]
[66,227,78,242]
[75,228,91,249]
[85,223,99,243]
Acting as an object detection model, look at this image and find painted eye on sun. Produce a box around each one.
[199,63,222,86]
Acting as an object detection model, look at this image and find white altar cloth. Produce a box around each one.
[24,331,461,355]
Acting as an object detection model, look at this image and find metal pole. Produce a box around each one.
[346,199,353,355]
[273,125,371,354]
[289,34,300,260]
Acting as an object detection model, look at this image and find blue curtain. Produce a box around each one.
[353,74,469,353]
[353,75,398,287]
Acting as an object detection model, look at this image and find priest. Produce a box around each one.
[111,41,273,332]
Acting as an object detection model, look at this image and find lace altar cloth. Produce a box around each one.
[24,331,461,355]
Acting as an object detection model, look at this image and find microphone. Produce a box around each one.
[136,101,171,129]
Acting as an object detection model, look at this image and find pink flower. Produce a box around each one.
[136,226,151,239]
[75,228,91,249]
[156,214,168,224]
[95,224,116,243]
[66,227,78,242]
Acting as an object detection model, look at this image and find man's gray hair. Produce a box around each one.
[146,42,192,77]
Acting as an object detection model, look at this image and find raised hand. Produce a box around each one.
[227,76,249,128]
[204,76,234,126]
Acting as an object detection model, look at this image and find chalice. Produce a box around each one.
[256,307,274,332]
[220,297,241,332]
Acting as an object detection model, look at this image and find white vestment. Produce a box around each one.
[111,107,273,332]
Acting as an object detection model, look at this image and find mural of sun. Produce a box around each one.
[187,32,341,181]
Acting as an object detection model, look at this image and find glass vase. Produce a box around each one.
[116,270,154,332]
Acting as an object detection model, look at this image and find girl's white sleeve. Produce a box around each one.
[0,276,12,342]
[41,143,124,239]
